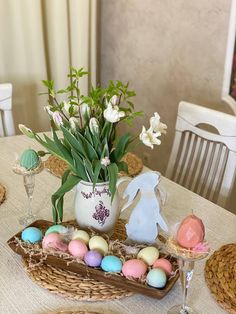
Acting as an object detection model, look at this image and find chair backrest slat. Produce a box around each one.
[166,101,236,208]
[0,83,15,137]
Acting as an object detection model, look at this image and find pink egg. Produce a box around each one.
[122,259,147,279]
[42,232,68,252]
[153,258,173,276]
[176,215,205,249]
[68,239,88,259]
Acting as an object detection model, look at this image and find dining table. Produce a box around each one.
[0,133,235,314]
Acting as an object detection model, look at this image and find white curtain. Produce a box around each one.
[0,0,97,132]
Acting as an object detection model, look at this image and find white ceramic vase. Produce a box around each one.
[74,180,121,233]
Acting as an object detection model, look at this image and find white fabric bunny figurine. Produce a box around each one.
[120,171,168,243]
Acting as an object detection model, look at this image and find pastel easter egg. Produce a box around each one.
[45,225,68,236]
[42,233,68,252]
[89,236,108,255]
[146,268,167,288]
[153,258,172,276]
[21,227,43,243]
[122,259,147,279]
[137,246,159,266]
[68,239,88,259]
[72,230,90,244]
[176,215,205,249]
[101,255,123,273]
[84,250,103,267]
[20,149,40,170]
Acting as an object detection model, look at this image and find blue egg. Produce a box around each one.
[101,255,123,273]
[21,227,43,243]
[146,268,167,288]
[45,225,68,236]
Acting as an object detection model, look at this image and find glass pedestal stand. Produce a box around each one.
[166,237,209,314]
[168,259,196,314]
[18,173,37,226]
[13,160,43,227]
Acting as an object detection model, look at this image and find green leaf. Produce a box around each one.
[111,133,131,162]
[76,132,99,161]
[71,149,88,181]
[107,163,118,202]
[51,172,80,223]
[61,126,88,159]
[92,160,102,189]
[83,159,94,181]
[52,129,74,165]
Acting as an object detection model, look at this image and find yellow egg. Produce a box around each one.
[137,246,159,266]
[72,230,90,244]
[89,236,108,255]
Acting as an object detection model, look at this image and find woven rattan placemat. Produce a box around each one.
[0,183,6,205]
[204,243,236,314]
[22,219,132,301]
[44,152,143,178]
[44,155,68,178]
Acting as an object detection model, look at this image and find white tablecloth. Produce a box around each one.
[0,134,235,314]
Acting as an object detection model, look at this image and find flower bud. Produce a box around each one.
[18,124,35,138]
[89,117,99,134]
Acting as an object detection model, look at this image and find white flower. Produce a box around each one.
[101,156,111,166]
[44,106,53,116]
[103,103,125,123]
[52,111,63,126]
[80,103,90,117]
[80,103,90,127]
[110,95,119,105]
[139,126,161,149]
[69,117,79,131]
[150,112,167,134]
[18,124,35,138]
[89,117,99,134]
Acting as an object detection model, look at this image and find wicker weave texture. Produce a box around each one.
[44,153,143,178]
[0,183,6,205]
[204,243,236,314]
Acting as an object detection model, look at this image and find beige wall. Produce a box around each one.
[99,0,236,213]
[99,0,232,174]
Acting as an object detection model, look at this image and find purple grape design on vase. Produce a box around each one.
[92,201,110,226]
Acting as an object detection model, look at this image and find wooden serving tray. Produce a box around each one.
[7,220,179,299]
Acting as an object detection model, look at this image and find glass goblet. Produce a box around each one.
[166,237,209,314]
[18,172,38,226]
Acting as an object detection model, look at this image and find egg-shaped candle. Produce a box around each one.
[176,214,205,249]
[20,149,40,170]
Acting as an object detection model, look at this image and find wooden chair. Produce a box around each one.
[0,83,15,136]
[165,101,236,208]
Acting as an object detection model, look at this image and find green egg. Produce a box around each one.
[20,149,40,170]
[45,225,68,236]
